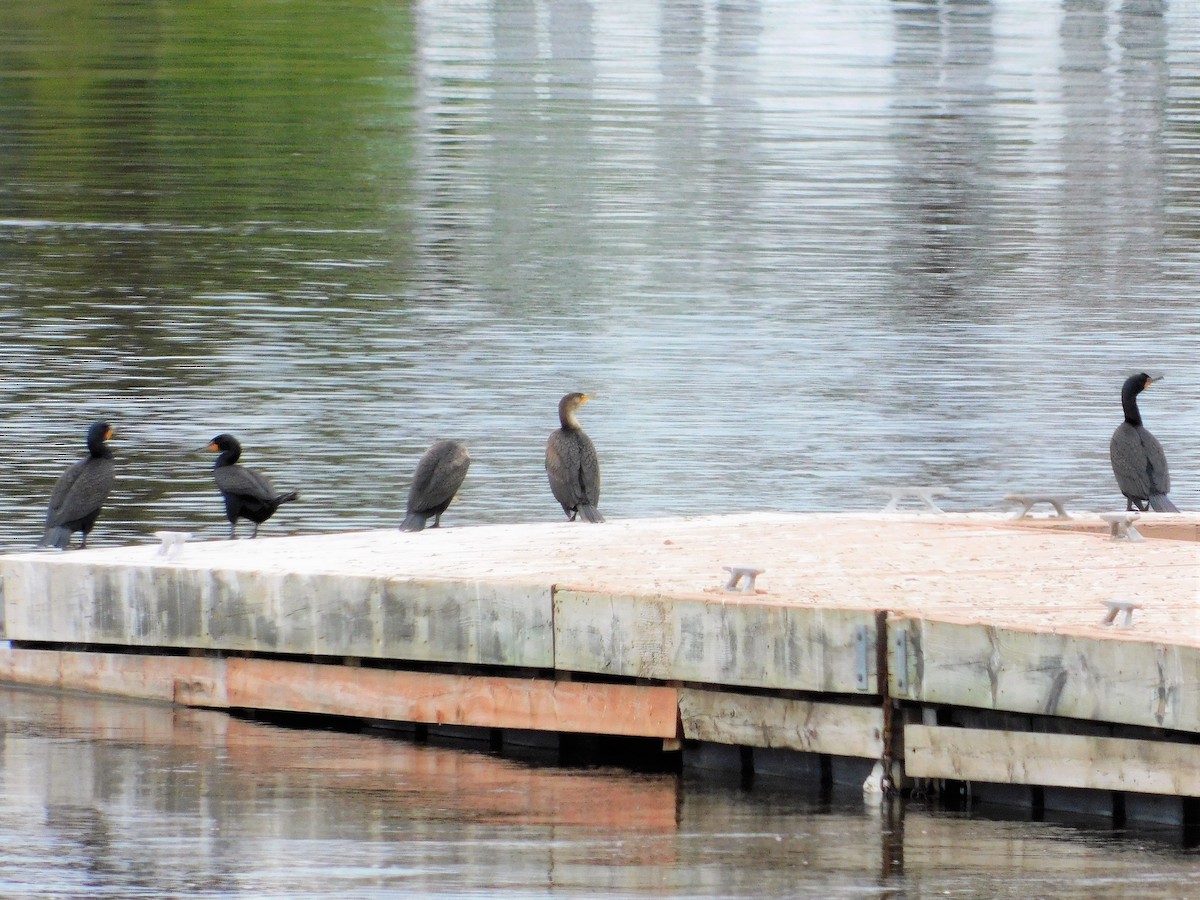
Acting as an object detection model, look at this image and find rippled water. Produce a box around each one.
[0,687,1196,899]
[3,0,1200,893]
[1,0,1198,553]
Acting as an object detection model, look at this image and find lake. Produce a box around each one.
[1,0,1198,894]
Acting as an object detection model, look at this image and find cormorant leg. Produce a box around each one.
[251,523,259,539]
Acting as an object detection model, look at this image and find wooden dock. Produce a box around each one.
[2,511,1197,828]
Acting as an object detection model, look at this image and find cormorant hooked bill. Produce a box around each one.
[1109,373,1179,512]
[545,392,604,523]
[203,434,299,538]
[38,421,116,550]
[400,439,470,532]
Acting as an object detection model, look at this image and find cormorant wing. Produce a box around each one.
[1138,428,1171,495]
[545,433,583,508]
[45,457,115,527]
[408,442,470,513]
[576,433,601,506]
[215,464,278,502]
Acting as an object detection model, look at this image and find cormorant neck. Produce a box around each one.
[215,449,240,468]
[559,409,580,430]
[1121,385,1143,427]
[87,437,113,458]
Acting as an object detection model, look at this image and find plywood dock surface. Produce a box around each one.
[10,511,1195,647]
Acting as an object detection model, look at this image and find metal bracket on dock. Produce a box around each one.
[154,531,192,560]
[722,566,763,593]
[893,630,908,694]
[879,485,948,513]
[1101,600,1142,628]
[1099,512,1143,542]
[854,625,871,691]
[1004,493,1078,520]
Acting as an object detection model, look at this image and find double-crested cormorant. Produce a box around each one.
[204,434,298,538]
[38,421,116,550]
[545,392,604,523]
[1110,373,1179,512]
[400,439,470,532]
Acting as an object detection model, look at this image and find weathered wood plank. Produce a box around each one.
[1,557,554,668]
[0,646,228,706]
[893,617,1200,735]
[554,589,876,694]
[226,658,680,738]
[680,688,884,758]
[905,724,1200,796]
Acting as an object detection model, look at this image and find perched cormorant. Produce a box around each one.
[38,421,116,550]
[400,439,471,532]
[1110,373,1179,512]
[545,392,604,523]
[203,434,298,538]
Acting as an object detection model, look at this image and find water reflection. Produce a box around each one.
[1,687,1197,897]
[0,0,1196,557]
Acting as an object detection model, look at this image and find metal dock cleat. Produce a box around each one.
[1101,600,1142,628]
[879,485,948,513]
[154,531,192,560]
[723,565,764,593]
[1099,512,1143,542]
[1004,493,1079,519]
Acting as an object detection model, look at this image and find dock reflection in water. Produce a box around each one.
[0,687,1195,898]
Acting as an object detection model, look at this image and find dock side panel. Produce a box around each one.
[553,589,876,694]
[906,724,1200,797]
[226,658,680,738]
[1,558,555,669]
[892,616,1200,736]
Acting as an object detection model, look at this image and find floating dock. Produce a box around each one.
[1,511,1197,829]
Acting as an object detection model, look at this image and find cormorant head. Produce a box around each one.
[1120,373,1163,425]
[204,433,242,464]
[1122,372,1161,398]
[86,421,113,455]
[558,392,591,428]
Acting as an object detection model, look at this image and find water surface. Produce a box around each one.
[0,687,1196,898]
[1,0,1198,552]
[2,1,1200,895]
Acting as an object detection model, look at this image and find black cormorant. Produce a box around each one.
[1110,373,1179,512]
[400,439,471,532]
[204,434,299,538]
[545,392,604,523]
[38,421,116,550]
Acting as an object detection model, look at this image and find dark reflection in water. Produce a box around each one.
[0,687,1196,898]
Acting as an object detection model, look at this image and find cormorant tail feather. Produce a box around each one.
[1149,494,1179,513]
[399,513,428,532]
[577,505,605,524]
[37,527,71,550]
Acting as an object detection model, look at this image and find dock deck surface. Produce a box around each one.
[28,511,1197,648]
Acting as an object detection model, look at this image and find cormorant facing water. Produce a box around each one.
[1110,373,1179,512]
[38,421,116,550]
[400,440,471,532]
[204,434,298,538]
[545,392,604,523]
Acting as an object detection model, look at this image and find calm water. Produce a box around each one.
[0,686,1196,899]
[3,0,1200,893]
